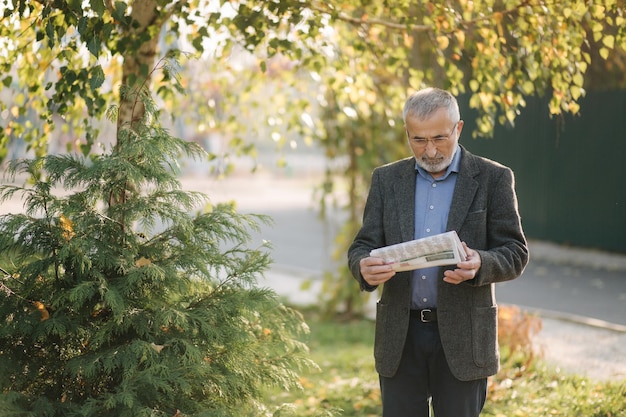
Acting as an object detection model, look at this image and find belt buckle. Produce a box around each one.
[420,309,432,323]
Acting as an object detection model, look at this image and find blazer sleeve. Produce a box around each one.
[348,168,384,292]
[466,165,529,287]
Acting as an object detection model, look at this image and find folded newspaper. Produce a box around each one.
[370,231,468,272]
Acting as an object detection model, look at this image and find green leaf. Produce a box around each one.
[89,65,105,90]
[87,36,101,57]
[68,0,82,13]
[112,1,129,26]
[45,19,55,46]
[90,0,106,16]
[192,35,204,53]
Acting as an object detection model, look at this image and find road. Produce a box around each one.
[497,257,626,327]
[183,172,626,328]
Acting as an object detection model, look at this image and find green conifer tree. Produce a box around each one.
[0,83,315,416]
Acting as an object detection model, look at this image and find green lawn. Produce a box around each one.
[263,309,626,417]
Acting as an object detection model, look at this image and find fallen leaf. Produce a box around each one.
[33,301,50,321]
[135,257,151,267]
[150,342,165,353]
[59,214,75,241]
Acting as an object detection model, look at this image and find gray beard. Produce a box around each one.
[416,144,458,174]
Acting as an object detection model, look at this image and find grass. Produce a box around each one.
[263,307,626,417]
[264,310,380,416]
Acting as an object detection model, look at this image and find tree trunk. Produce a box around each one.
[111,0,162,209]
[116,0,161,139]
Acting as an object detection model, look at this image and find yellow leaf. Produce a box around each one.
[33,301,50,321]
[591,4,605,19]
[522,80,534,95]
[493,12,504,37]
[572,72,584,87]
[478,92,493,107]
[567,101,580,114]
[436,35,449,50]
[599,47,609,59]
[14,93,25,106]
[455,30,465,48]
[570,85,583,100]
[150,342,165,353]
[59,214,75,241]
[602,35,615,49]
[403,32,412,48]
[135,257,151,267]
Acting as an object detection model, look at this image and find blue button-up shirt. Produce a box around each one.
[411,147,462,309]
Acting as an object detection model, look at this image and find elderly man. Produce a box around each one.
[348,87,529,417]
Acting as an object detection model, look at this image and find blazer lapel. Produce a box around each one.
[447,147,480,232]
[393,158,417,243]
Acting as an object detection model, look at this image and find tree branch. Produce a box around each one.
[308,0,537,36]
[308,1,430,32]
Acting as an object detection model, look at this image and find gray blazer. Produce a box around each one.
[348,146,529,381]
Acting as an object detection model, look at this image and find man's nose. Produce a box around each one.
[424,141,438,156]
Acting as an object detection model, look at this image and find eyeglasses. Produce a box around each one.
[408,122,459,148]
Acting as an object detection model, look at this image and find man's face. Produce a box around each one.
[405,107,463,179]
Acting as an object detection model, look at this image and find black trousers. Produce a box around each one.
[379,318,487,417]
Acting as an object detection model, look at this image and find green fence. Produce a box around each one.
[459,91,626,253]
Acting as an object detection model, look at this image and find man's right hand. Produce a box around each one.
[360,256,396,286]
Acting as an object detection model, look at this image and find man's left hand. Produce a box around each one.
[443,242,481,285]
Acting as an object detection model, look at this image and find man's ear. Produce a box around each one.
[456,120,464,137]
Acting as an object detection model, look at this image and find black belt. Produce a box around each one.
[410,308,437,323]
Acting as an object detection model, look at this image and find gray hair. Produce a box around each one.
[403,87,460,124]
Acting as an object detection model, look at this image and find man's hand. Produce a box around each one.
[360,256,396,286]
[443,242,482,285]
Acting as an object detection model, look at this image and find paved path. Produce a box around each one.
[181,174,626,324]
[180,173,626,382]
